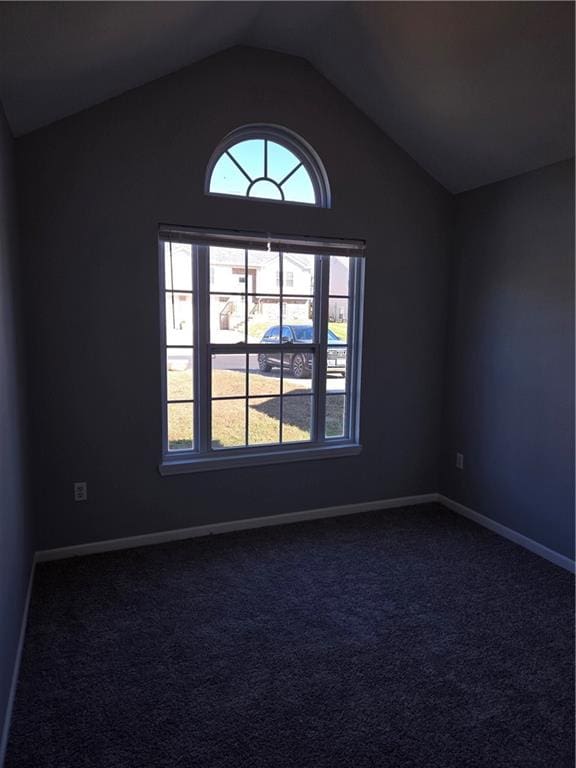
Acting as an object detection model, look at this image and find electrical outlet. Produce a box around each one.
[456,452,464,470]
[74,481,87,502]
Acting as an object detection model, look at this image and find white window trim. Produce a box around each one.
[159,226,365,475]
[159,443,362,475]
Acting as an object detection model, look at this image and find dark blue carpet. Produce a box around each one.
[6,503,574,767]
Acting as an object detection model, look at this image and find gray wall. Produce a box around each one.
[17,47,451,550]
[0,105,31,752]
[442,159,575,559]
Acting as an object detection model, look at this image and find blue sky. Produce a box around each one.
[210,139,316,203]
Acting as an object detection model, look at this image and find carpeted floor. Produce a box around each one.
[6,503,574,767]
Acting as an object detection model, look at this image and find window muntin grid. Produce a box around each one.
[206,126,330,207]
[160,231,363,467]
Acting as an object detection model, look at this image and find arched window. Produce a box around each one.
[206,126,330,207]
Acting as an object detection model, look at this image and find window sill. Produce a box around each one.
[159,443,362,476]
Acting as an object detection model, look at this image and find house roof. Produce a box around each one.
[0,2,572,192]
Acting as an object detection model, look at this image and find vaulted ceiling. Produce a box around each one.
[0,1,573,192]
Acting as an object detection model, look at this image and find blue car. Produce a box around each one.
[257,325,346,379]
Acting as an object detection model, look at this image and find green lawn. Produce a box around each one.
[328,322,347,341]
[167,368,345,449]
[244,321,348,342]
[246,320,271,341]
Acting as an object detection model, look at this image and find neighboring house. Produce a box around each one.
[210,248,314,295]
[166,245,348,343]
[211,248,328,339]
[327,257,349,324]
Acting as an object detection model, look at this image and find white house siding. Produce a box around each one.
[165,245,348,343]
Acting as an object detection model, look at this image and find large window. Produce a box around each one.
[160,228,364,473]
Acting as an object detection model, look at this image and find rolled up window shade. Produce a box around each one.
[159,226,365,258]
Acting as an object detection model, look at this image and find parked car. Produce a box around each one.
[257,325,346,379]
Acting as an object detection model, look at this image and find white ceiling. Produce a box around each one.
[0,1,573,192]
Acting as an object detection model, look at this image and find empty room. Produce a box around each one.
[0,2,574,766]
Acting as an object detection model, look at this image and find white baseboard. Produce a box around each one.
[0,558,35,768]
[3,492,572,765]
[35,493,440,562]
[34,493,575,573]
[439,495,575,573]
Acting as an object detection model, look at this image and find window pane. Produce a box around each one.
[283,351,314,393]
[212,353,246,398]
[326,394,346,438]
[326,346,347,393]
[248,396,280,445]
[281,165,316,204]
[209,153,249,196]
[167,349,193,401]
[276,321,314,344]
[328,298,349,343]
[164,243,192,291]
[282,299,314,329]
[248,180,282,200]
[228,139,264,181]
[329,256,350,296]
[165,293,193,346]
[210,294,245,343]
[267,141,300,183]
[209,247,245,293]
[249,353,281,397]
[282,253,314,295]
[212,399,246,449]
[247,296,280,342]
[282,396,312,443]
[168,402,193,451]
[248,250,279,295]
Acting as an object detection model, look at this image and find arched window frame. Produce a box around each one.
[205,125,331,208]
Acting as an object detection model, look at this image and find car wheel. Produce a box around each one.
[258,354,272,372]
[291,353,308,379]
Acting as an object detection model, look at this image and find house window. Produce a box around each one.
[276,270,294,289]
[160,228,365,474]
[206,125,331,207]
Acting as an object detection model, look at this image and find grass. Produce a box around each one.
[167,368,345,449]
[241,321,348,342]
[246,321,272,341]
[328,322,347,341]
